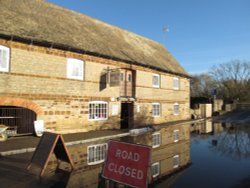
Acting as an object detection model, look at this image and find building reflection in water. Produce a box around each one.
[43,123,191,188]
[39,121,250,187]
[190,120,213,134]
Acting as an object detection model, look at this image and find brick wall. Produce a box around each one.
[0,39,190,133]
[135,70,190,124]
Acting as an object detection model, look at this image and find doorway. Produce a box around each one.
[0,106,36,135]
[120,102,134,129]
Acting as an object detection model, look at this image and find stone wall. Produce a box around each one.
[213,99,223,112]
[191,104,212,119]
[0,39,190,133]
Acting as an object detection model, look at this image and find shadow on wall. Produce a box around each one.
[134,107,153,128]
[87,107,154,131]
[100,116,121,130]
[99,71,107,91]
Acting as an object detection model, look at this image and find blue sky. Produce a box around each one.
[48,0,250,74]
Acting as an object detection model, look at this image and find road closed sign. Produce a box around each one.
[103,140,151,188]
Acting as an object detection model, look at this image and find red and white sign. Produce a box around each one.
[102,140,151,188]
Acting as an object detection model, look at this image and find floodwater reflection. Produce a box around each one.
[190,121,250,159]
[210,123,250,160]
[44,123,191,188]
[45,121,250,188]
[166,121,250,188]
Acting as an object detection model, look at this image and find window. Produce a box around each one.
[173,129,179,142]
[67,58,84,80]
[89,101,108,120]
[151,162,160,178]
[173,103,180,115]
[128,73,132,82]
[120,72,124,81]
[109,70,120,86]
[87,143,107,165]
[173,155,180,168]
[173,77,180,90]
[152,132,161,148]
[152,103,160,117]
[152,74,160,88]
[0,45,10,72]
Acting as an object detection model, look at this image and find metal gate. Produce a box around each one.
[0,106,36,135]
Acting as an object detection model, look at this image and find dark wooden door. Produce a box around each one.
[120,102,134,129]
[0,106,36,134]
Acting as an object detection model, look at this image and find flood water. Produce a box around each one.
[3,121,249,188]
[46,121,250,188]
[156,121,250,188]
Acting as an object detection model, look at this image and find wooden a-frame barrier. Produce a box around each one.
[27,132,74,176]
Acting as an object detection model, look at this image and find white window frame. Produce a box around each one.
[152,132,161,148]
[67,58,84,80]
[152,74,160,88]
[88,101,108,121]
[173,77,180,90]
[173,129,180,143]
[87,143,107,165]
[151,162,160,178]
[173,103,180,115]
[152,103,160,117]
[0,45,10,72]
[173,155,180,168]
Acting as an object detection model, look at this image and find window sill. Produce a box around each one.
[152,144,160,148]
[67,76,84,81]
[153,85,160,88]
[87,160,105,165]
[173,165,179,169]
[88,118,108,121]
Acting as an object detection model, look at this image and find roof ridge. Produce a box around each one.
[0,0,188,77]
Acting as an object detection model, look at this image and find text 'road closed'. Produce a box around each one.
[103,141,151,188]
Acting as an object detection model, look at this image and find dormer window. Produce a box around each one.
[0,45,10,72]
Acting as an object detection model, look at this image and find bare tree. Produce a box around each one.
[209,60,250,102]
[190,73,216,98]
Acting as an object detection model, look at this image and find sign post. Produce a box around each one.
[103,140,151,188]
[27,132,74,176]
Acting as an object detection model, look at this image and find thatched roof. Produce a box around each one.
[0,0,189,77]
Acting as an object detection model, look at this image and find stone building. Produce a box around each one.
[0,0,190,135]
